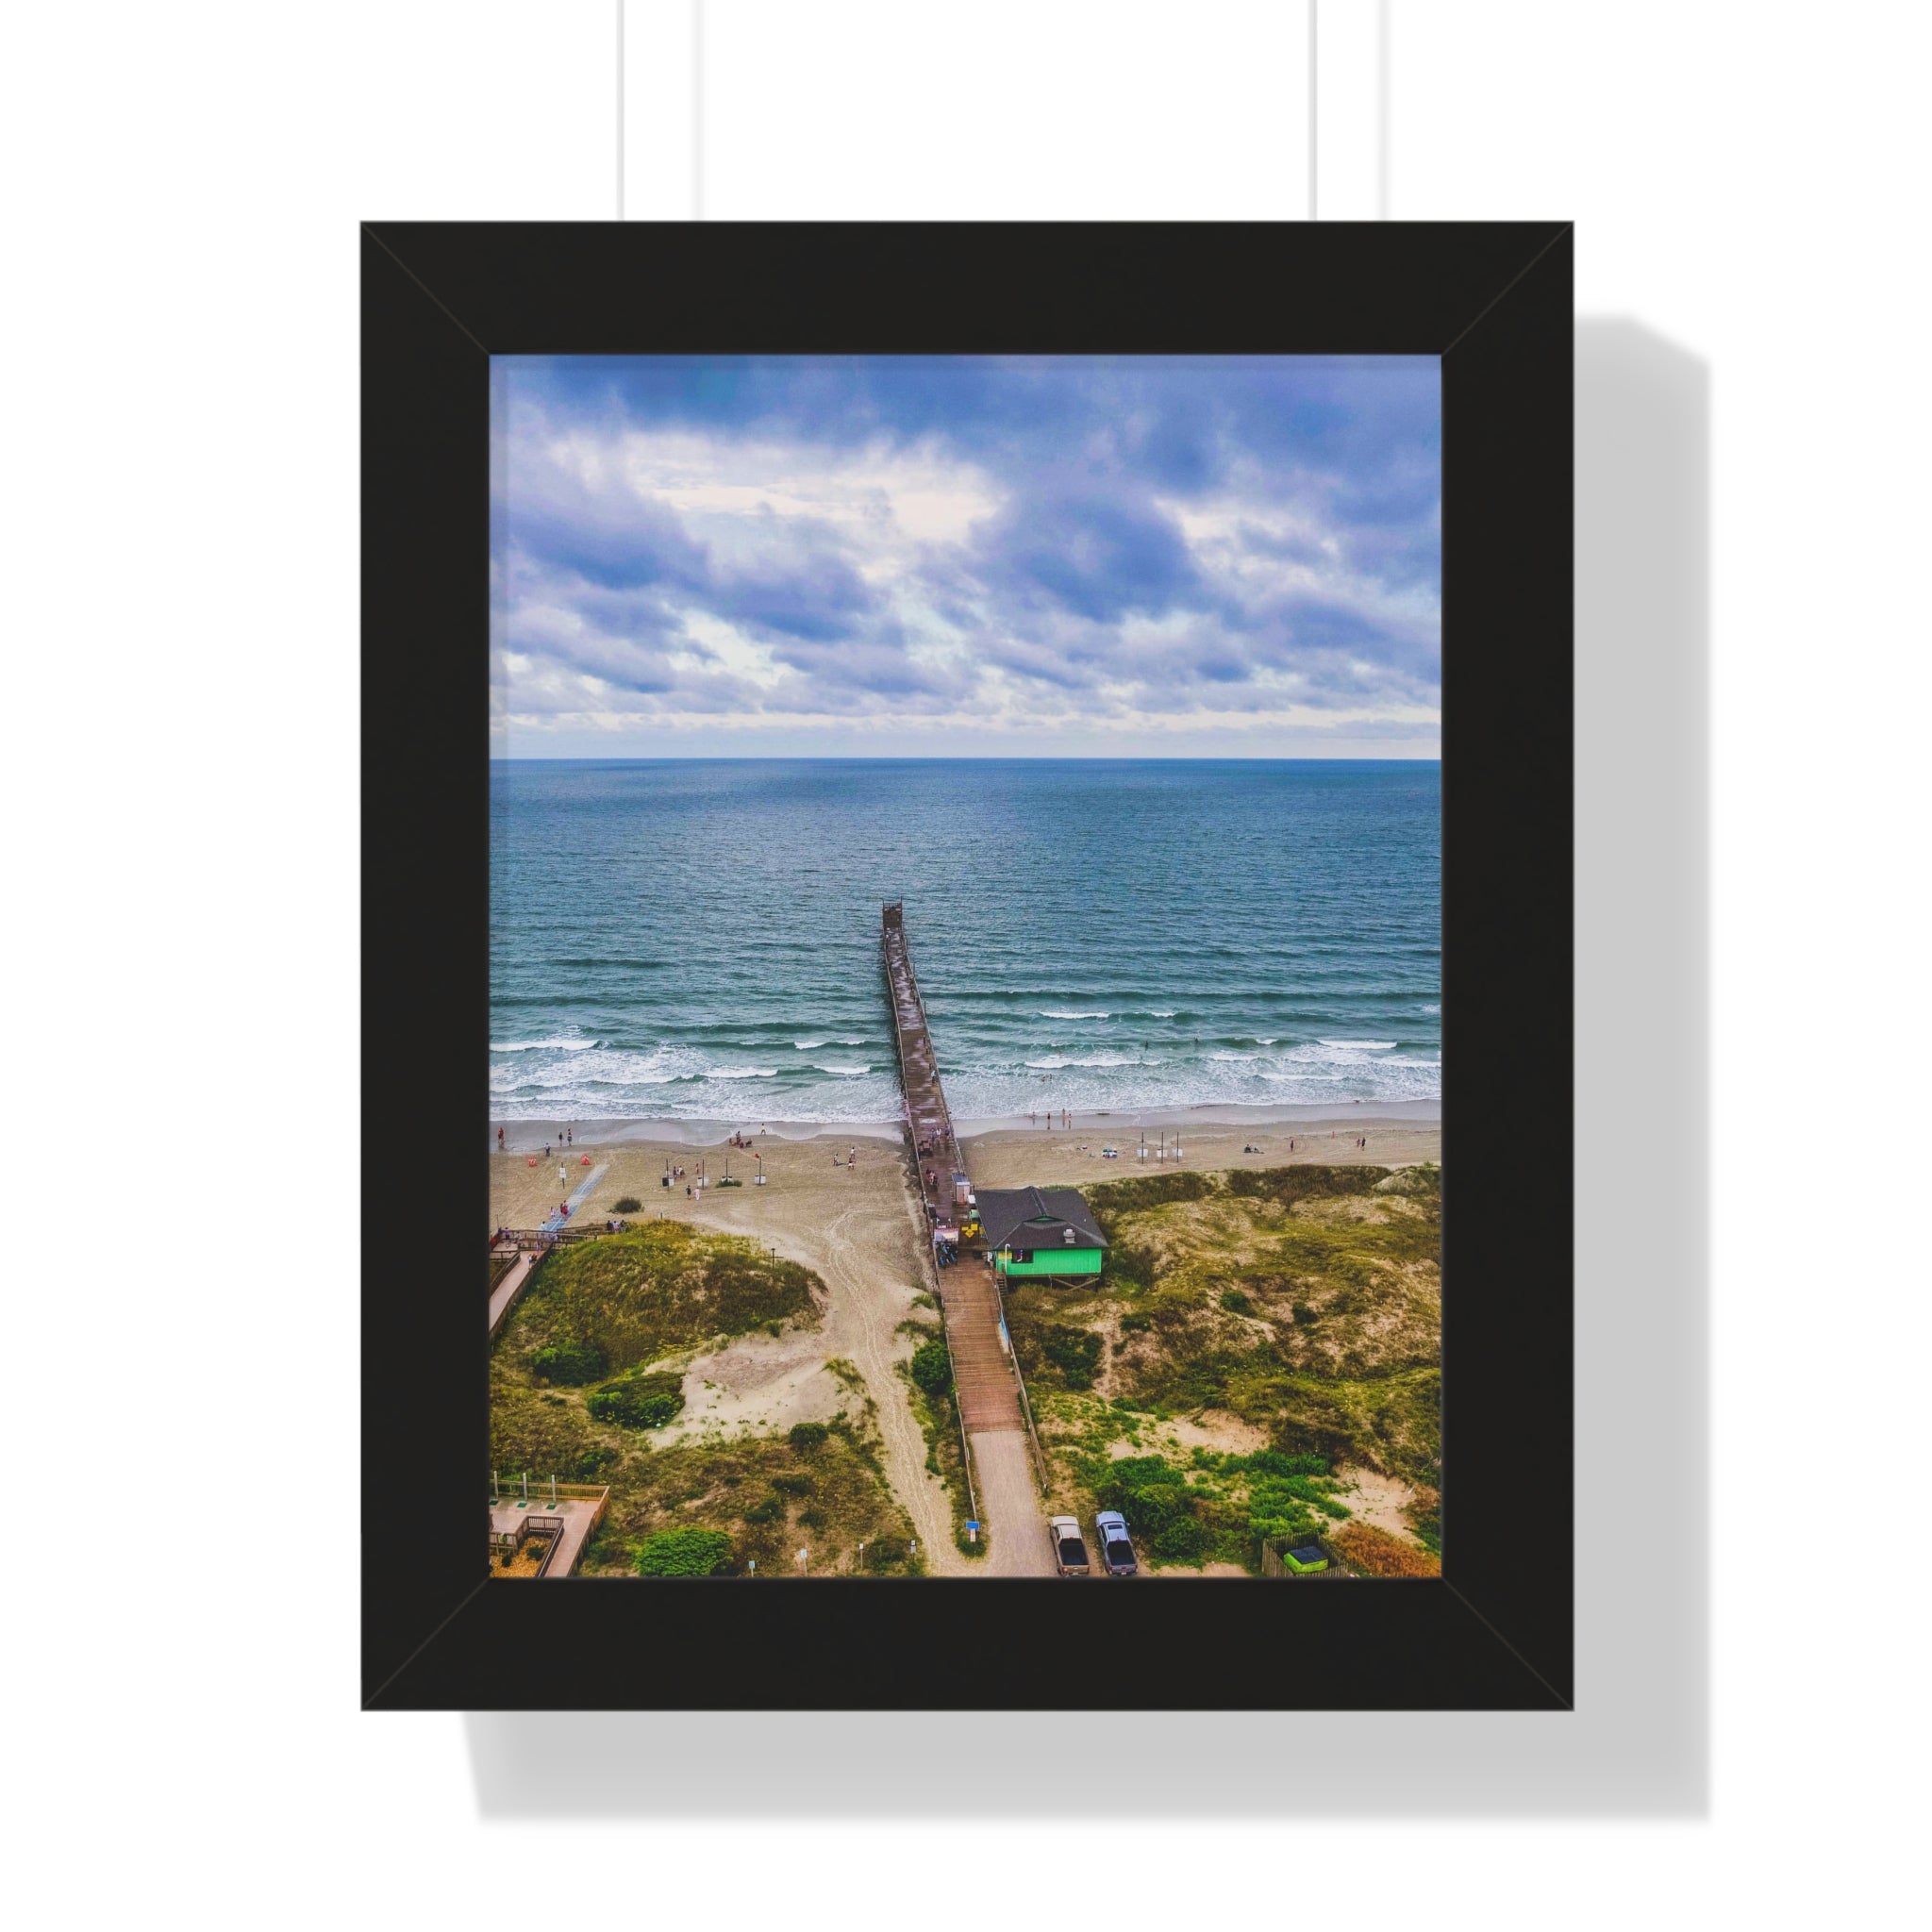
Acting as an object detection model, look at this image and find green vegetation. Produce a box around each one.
[894,1318,982,1556]
[584,1369,685,1429]
[490,1369,623,1482]
[611,1195,642,1214]
[634,1528,733,1576]
[501,1221,819,1372]
[908,1337,953,1396]
[1007,1163,1442,1570]
[1037,1324,1104,1390]
[1055,1445,1354,1571]
[575,1421,920,1577]
[490,1226,913,1575]
[528,1337,608,1385]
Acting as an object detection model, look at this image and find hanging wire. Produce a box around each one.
[1308,0,1319,220]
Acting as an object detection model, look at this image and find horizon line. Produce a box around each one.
[487,752,1442,763]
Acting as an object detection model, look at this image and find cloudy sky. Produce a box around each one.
[491,356,1440,758]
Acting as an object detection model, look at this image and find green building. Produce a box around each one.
[976,1187,1108,1283]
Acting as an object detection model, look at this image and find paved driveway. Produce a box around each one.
[969,1429,1054,1575]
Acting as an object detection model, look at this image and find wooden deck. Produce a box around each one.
[882,902,1023,1434]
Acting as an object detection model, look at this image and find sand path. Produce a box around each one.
[679,1190,966,1575]
[497,1136,968,1574]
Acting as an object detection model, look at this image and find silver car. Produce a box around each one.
[1094,1509,1139,1576]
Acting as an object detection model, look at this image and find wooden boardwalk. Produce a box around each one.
[882,902,1024,1434]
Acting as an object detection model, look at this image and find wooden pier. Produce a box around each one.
[882,901,961,1225]
[881,902,1024,1435]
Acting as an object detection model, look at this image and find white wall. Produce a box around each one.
[5,4,1924,1926]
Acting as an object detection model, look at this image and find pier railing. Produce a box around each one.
[880,904,961,1225]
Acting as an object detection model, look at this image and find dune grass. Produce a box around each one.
[576,1419,921,1576]
[489,1226,911,1576]
[502,1221,818,1374]
[1004,1163,1442,1568]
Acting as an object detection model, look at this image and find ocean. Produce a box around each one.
[490,759,1440,1124]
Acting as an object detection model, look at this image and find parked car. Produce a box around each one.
[1048,1514,1091,1575]
[1094,1509,1139,1576]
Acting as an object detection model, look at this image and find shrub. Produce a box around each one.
[611,1195,641,1214]
[1245,1448,1330,1479]
[743,1495,783,1524]
[908,1338,953,1395]
[586,1371,685,1429]
[771,1472,814,1496]
[1153,1517,1204,1560]
[1118,1310,1153,1334]
[1096,1455,1192,1535]
[1040,1324,1104,1390]
[798,1507,827,1530]
[528,1338,608,1385]
[1220,1289,1253,1315]
[787,1422,828,1455]
[634,1527,733,1576]
[863,1536,908,1572]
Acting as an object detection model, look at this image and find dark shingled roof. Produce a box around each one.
[974,1187,1108,1254]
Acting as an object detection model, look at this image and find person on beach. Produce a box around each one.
[497,1126,505,1151]
[566,1127,573,1146]
[544,1141,552,1158]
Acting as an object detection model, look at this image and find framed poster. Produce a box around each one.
[362,221,1573,1709]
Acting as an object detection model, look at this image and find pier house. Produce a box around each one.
[976,1187,1108,1284]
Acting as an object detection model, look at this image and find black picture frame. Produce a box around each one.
[363,220,1573,1712]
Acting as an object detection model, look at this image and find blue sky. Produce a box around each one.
[491,356,1440,758]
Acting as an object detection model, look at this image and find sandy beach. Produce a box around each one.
[490,1109,1438,1241]
[491,1108,1439,1222]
